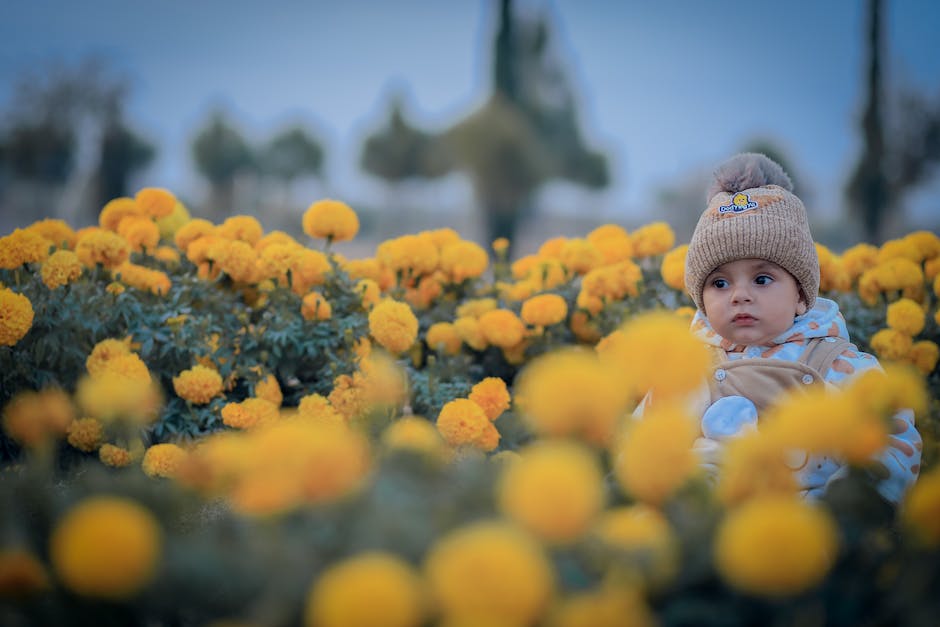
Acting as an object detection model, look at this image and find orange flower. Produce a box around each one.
[478,309,526,349]
[135,187,177,219]
[368,299,419,354]
[303,199,360,242]
[302,292,333,321]
[520,293,568,327]
[436,398,494,450]
[468,377,510,421]
[0,288,34,346]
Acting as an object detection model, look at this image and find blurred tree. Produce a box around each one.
[191,110,254,220]
[95,110,156,208]
[0,59,152,226]
[846,0,940,242]
[360,92,453,184]
[445,0,610,248]
[260,125,324,191]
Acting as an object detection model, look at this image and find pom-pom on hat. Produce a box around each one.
[684,153,819,312]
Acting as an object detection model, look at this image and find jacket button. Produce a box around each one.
[802,374,814,384]
[714,369,727,381]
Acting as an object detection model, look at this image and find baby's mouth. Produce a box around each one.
[732,314,757,324]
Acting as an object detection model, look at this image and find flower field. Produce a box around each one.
[1,189,939,626]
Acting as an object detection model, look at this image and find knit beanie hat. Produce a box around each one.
[684,153,819,312]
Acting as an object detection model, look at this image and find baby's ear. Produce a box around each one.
[796,300,808,316]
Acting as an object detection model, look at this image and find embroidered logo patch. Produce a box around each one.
[718,192,758,214]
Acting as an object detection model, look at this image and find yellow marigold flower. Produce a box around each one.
[886,297,926,336]
[306,552,425,627]
[387,233,444,278]
[468,377,510,421]
[614,403,698,506]
[569,310,602,344]
[217,215,263,245]
[841,242,878,282]
[329,373,369,421]
[904,229,940,260]
[152,245,179,264]
[141,443,187,478]
[760,383,882,464]
[453,316,488,351]
[216,239,260,283]
[499,281,537,304]
[75,229,130,269]
[67,417,104,452]
[255,229,297,252]
[870,328,913,361]
[77,371,161,424]
[424,521,554,626]
[660,244,688,291]
[172,365,224,405]
[0,287,34,346]
[99,443,133,467]
[224,420,370,514]
[521,293,568,327]
[50,496,161,600]
[440,240,489,283]
[298,393,346,424]
[303,199,360,242]
[112,262,171,295]
[594,505,679,589]
[117,215,160,253]
[512,253,540,279]
[0,549,50,599]
[96,352,151,385]
[715,433,796,506]
[301,291,333,321]
[878,237,921,264]
[221,398,279,430]
[85,337,132,376]
[924,257,940,284]
[255,373,283,407]
[173,218,216,252]
[902,466,940,546]
[630,222,675,257]
[600,311,710,402]
[155,200,191,238]
[456,298,497,319]
[515,348,629,446]
[382,416,449,462]
[26,218,76,249]
[0,228,51,269]
[99,197,142,231]
[478,309,526,349]
[560,238,603,275]
[2,388,75,448]
[538,236,568,259]
[715,496,838,597]
[369,299,419,354]
[587,224,634,265]
[528,258,569,291]
[549,585,655,627]
[135,187,176,219]
[492,237,510,255]
[356,278,381,310]
[579,259,643,308]
[908,340,939,375]
[256,242,299,284]
[436,398,492,449]
[816,244,850,292]
[106,281,126,295]
[40,249,83,289]
[498,441,604,544]
[291,248,332,294]
[426,321,462,355]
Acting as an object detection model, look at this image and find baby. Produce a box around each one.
[682,153,921,504]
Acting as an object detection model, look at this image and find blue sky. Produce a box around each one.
[2,0,939,232]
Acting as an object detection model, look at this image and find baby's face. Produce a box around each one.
[701,258,806,347]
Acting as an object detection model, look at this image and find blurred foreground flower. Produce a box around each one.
[50,497,162,600]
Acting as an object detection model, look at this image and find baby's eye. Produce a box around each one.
[754,274,774,285]
[711,278,729,289]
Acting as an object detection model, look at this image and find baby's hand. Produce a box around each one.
[701,395,758,440]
